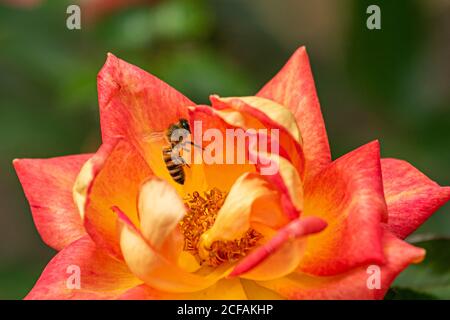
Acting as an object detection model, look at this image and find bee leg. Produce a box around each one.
[173,153,191,168]
[180,157,191,169]
[182,141,204,150]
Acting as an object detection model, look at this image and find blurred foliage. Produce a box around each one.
[385,287,437,300]
[346,0,425,104]
[0,0,449,299]
[0,261,48,300]
[392,239,450,299]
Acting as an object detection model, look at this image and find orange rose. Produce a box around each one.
[14,47,450,299]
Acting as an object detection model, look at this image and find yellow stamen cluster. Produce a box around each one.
[179,188,263,267]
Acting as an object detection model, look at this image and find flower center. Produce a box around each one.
[179,188,263,267]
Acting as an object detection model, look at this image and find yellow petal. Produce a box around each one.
[250,147,304,217]
[138,178,186,249]
[212,95,302,144]
[240,279,284,300]
[236,238,305,281]
[177,251,201,273]
[230,217,327,281]
[199,172,280,248]
[120,279,247,300]
[188,105,256,195]
[72,142,117,220]
[117,211,232,293]
[72,156,93,220]
[183,278,247,300]
[208,97,306,179]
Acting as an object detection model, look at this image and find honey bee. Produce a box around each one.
[145,119,201,185]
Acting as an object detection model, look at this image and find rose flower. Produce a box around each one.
[14,47,450,299]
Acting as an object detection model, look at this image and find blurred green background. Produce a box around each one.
[0,0,449,299]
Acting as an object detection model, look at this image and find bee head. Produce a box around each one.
[179,118,191,133]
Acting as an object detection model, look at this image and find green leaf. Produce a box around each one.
[385,287,437,300]
[392,238,450,299]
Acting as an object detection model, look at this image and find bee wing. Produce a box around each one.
[142,131,167,143]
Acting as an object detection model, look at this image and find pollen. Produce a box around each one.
[179,188,263,267]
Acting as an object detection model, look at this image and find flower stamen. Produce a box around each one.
[180,188,263,267]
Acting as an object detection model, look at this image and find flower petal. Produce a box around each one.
[248,141,303,220]
[209,95,305,179]
[13,154,91,251]
[257,46,331,182]
[117,211,232,293]
[199,172,288,248]
[298,141,387,276]
[73,141,118,221]
[381,158,450,239]
[138,178,186,250]
[83,139,153,258]
[97,53,194,187]
[229,217,327,280]
[25,235,142,300]
[118,279,247,300]
[240,280,284,299]
[97,53,193,144]
[211,95,302,142]
[256,230,425,300]
[187,105,255,194]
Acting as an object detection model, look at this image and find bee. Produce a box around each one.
[145,119,201,185]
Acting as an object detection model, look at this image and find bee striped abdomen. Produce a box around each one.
[162,146,185,185]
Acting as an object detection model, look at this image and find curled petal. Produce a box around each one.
[25,236,142,300]
[117,210,232,293]
[256,230,425,300]
[381,158,450,239]
[211,96,302,144]
[207,96,305,179]
[210,95,302,145]
[14,154,91,250]
[257,46,331,182]
[299,141,387,276]
[230,216,327,280]
[73,141,118,221]
[83,139,153,258]
[200,172,286,248]
[138,178,185,251]
[248,142,303,220]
